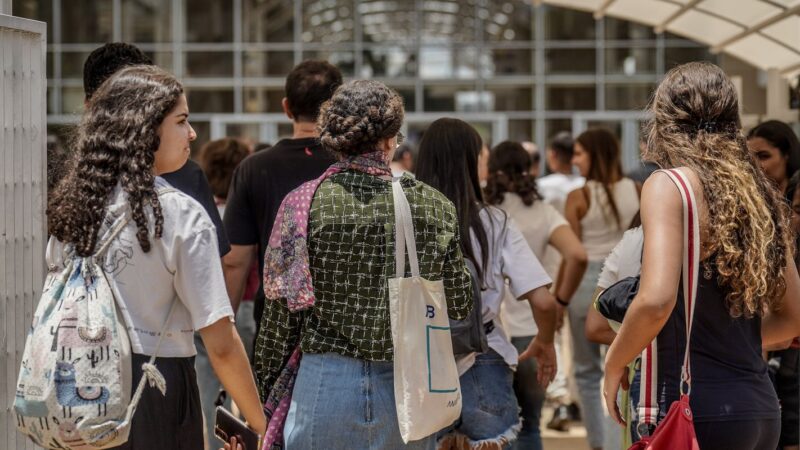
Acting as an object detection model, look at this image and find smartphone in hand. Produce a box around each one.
[214,407,261,450]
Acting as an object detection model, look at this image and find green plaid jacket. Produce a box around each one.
[253,171,473,397]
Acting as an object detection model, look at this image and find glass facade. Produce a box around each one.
[15,0,718,156]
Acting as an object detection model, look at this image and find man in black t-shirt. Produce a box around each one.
[83,43,230,257]
[223,61,342,343]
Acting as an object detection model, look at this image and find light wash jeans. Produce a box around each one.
[567,260,605,449]
[284,352,437,450]
[195,302,257,449]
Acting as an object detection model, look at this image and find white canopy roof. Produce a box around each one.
[537,0,800,77]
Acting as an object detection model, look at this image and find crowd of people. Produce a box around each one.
[23,40,800,450]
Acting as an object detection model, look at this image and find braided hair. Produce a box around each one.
[48,65,183,256]
[317,80,404,157]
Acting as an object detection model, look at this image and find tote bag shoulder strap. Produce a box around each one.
[637,168,701,434]
[392,179,420,279]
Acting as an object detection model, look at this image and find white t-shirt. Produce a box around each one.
[46,178,234,357]
[468,206,552,369]
[496,195,569,338]
[538,173,585,215]
[537,173,585,278]
[597,226,644,290]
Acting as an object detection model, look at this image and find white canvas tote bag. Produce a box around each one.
[388,179,462,443]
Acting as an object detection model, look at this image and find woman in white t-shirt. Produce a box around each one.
[563,128,640,450]
[416,119,558,450]
[485,141,588,450]
[46,66,265,449]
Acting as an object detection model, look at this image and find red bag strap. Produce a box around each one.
[637,168,701,432]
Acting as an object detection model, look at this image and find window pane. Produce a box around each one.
[62,52,92,79]
[301,0,355,43]
[545,119,572,140]
[546,85,596,110]
[419,47,487,79]
[121,0,171,42]
[226,124,261,147]
[185,0,233,42]
[421,0,476,43]
[62,0,112,43]
[605,84,655,110]
[360,0,415,44]
[190,122,210,157]
[186,89,234,113]
[489,85,533,111]
[302,50,355,77]
[62,87,86,114]
[545,7,595,40]
[243,88,285,113]
[545,48,596,74]
[489,48,533,76]
[393,88,416,112]
[423,84,480,112]
[362,47,417,78]
[143,52,174,72]
[13,0,53,43]
[605,48,656,75]
[244,0,294,43]
[604,17,655,40]
[508,119,534,142]
[482,0,534,42]
[244,51,295,77]
[186,52,234,78]
[665,47,716,70]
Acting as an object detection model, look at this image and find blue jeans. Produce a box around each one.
[510,336,545,450]
[439,350,521,449]
[284,352,436,450]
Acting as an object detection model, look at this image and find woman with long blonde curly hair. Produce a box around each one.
[602,61,800,450]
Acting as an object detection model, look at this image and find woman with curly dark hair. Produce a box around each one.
[486,141,587,450]
[46,65,265,449]
[603,62,800,450]
[252,80,473,449]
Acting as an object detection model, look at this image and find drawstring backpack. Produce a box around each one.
[14,208,177,449]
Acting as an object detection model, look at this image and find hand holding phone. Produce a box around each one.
[215,406,261,450]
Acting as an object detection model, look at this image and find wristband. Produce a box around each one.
[555,296,569,307]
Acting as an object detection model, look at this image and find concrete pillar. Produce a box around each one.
[0,0,11,15]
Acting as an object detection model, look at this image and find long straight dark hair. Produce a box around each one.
[415,118,490,281]
[575,128,624,228]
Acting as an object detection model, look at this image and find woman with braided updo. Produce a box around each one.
[46,65,265,449]
[603,62,800,450]
[253,80,473,449]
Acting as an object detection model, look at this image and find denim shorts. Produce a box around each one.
[283,352,436,450]
[438,350,521,449]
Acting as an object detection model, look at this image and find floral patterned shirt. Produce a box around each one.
[253,170,473,397]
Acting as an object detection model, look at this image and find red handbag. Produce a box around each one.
[628,169,700,450]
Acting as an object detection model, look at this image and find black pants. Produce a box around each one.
[694,418,780,450]
[110,354,204,450]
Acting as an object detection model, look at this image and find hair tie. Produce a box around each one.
[697,120,718,133]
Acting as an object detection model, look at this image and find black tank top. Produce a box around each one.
[656,260,780,423]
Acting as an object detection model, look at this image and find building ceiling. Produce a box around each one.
[536,0,800,77]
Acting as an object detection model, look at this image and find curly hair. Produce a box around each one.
[199,138,251,200]
[48,65,184,257]
[485,140,542,207]
[317,80,404,157]
[643,61,792,318]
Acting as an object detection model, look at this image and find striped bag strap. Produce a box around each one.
[637,168,701,436]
